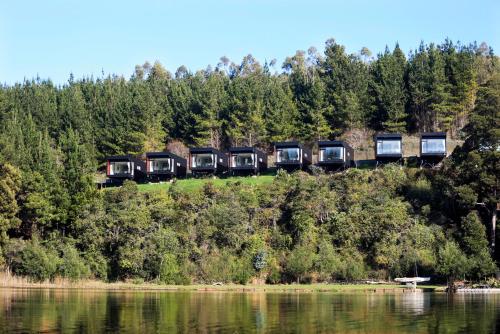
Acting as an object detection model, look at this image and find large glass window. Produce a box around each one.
[192,154,215,168]
[320,147,344,161]
[232,153,255,167]
[109,161,131,175]
[421,138,445,154]
[377,140,401,155]
[149,158,171,172]
[277,148,300,163]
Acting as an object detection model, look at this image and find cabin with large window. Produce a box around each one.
[106,155,146,184]
[228,147,267,175]
[420,132,447,167]
[146,151,187,181]
[274,142,312,171]
[189,147,228,176]
[317,140,354,171]
[375,134,403,166]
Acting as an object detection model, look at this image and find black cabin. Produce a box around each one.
[189,147,228,176]
[375,134,403,166]
[317,140,354,171]
[146,151,187,181]
[229,147,267,175]
[106,155,146,185]
[420,132,447,167]
[274,142,312,171]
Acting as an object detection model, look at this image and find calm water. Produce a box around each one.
[1,289,499,333]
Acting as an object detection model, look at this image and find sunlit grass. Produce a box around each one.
[137,175,275,193]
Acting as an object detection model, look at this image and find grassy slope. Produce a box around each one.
[137,175,275,193]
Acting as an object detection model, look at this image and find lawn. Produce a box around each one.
[137,175,276,193]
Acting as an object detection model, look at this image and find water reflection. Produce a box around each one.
[0,288,499,333]
[395,292,427,315]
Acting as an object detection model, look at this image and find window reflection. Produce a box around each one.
[320,147,344,161]
[109,161,130,175]
[232,153,254,167]
[277,148,300,163]
[149,158,171,172]
[192,154,215,168]
[377,140,401,155]
[422,139,445,154]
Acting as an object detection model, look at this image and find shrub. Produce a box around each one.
[315,241,341,282]
[253,251,267,271]
[83,250,108,280]
[336,249,366,281]
[9,240,60,282]
[285,244,316,283]
[199,250,234,283]
[231,257,254,284]
[159,253,180,284]
[59,245,90,281]
[266,262,282,284]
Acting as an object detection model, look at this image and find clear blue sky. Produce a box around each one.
[1,0,499,85]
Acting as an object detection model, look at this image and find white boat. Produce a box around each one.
[395,277,430,283]
[395,277,430,288]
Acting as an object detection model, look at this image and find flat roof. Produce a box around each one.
[106,155,134,161]
[375,133,402,140]
[421,132,447,138]
[189,147,222,154]
[274,141,302,148]
[146,151,186,161]
[229,146,261,153]
[318,140,348,147]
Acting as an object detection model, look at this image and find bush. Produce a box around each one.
[315,241,341,282]
[59,245,90,281]
[159,253,180,284]
[336,249,366,281]
[253,251,267,271]
[437,240,470,283]
[285,244,316,283]
[8,240,60,282]
[231,257,254,284]
[266,265,281,284]
[83,250,108,280]
[199,250,234,283]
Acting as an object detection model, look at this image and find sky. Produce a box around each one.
[1,0,499,85]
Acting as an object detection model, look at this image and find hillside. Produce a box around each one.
[0,38,497,286]
[137,175,275,193]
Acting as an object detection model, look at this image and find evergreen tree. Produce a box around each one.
[263,75,299,143]
[370,44,408,132]
[284,50,332,141]
[59,128,97,224]
[226,55,267,146]
[321,39,371,132]
[192,71,227,148]
[0,163,21,245]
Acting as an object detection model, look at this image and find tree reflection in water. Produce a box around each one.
[0,289,499,333]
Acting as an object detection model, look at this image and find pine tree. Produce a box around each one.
[321,39,371,132]
[226,55,267,146]
[59,128,97,223]
[284,50,332,142]
[192,71,227,148]
[263,75,299,144]
[369,44,408,132]
[0,163,21,245]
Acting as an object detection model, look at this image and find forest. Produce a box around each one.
[0,38,498,284]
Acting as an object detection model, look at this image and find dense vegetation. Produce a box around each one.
[0,38,498,284]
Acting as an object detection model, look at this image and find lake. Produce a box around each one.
[0,288,499,333]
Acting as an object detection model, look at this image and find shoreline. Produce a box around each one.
[0,280,445,293]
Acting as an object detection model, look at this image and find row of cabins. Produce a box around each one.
[105,132,447,184]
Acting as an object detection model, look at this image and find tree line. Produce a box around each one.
[0,38,498,284]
